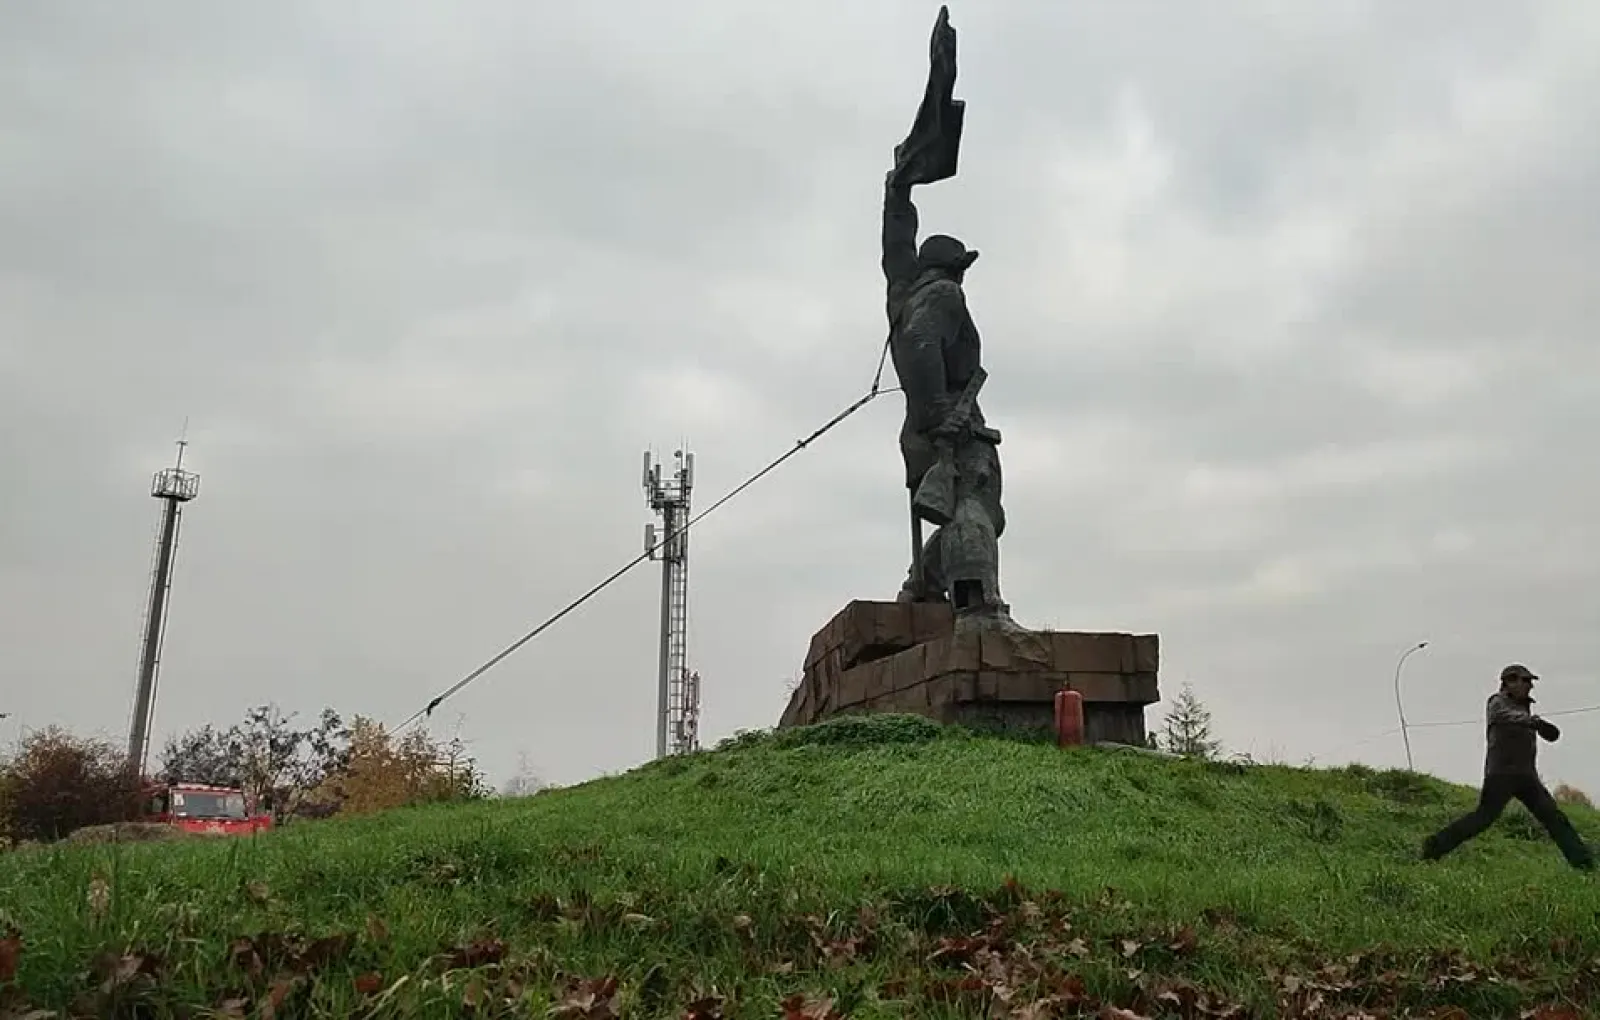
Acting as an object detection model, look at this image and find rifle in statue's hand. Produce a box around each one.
[912,366,994,526]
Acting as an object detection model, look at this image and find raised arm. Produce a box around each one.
[882,172,920,298]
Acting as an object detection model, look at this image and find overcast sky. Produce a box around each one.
[4,1,1598,796]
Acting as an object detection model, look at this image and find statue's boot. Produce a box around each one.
[941,496,1021,633]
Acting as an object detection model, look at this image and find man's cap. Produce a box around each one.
[918,234,980,272]
[1501,663,1539,683]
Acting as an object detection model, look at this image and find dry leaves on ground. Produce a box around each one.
[442,937,507,971]
[682,992,726,1019]
[550,976,620,1020]
[780,994,844,1020]
[0,933,19,985]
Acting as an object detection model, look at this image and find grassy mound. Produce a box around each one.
[1,715,1596,1017]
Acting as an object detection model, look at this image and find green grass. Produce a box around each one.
[2,714,1597,1018]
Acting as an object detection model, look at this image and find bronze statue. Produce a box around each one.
[882,7,1013,629]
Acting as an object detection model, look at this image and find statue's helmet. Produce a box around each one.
[918,234,979,274]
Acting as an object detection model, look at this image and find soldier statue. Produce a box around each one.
[882,7,1014,629]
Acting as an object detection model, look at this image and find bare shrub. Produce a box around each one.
[1553,783,1593,809]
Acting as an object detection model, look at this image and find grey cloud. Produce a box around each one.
[4,1,1599,798]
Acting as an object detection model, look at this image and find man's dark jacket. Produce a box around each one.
[1485,691,1555,777]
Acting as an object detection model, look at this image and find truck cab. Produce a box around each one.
[141,781,273,835]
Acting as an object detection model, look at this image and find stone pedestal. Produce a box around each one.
[779,601,1159,745]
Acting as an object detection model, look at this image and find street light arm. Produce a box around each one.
[1392,641,1428,771]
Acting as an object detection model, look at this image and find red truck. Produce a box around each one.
[140,781,273,836]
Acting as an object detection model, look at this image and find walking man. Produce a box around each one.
[1422,663,1593,870]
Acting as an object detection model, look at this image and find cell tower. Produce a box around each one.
[643,448,698,758]
[126,434,200,775]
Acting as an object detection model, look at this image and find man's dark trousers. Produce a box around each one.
[1424,773,1594,870]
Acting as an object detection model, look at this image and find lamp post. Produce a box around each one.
[1393,641,1429,771]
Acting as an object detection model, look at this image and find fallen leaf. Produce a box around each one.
[550,976,620,1020]
[682,993,725,1019]
[930,935,989,967]
[227,937,262,976]
[259,977,302,1020]
[621,912,655,930]
[243,880,270,906]
[100,955,140,990]
[1120,939,1142,958]
[0,933,19,984]
[445,938,507,970]
[1524,1008,1582,1020]
[780,994,842,1020]
[814,931,866,968]
[86,878,110,920]
[926,975,989,1004]
[526,893,561,921]
[353,973,384,996]
[1009,986,1093,1020]
[1155,980,1244,1018]
[297,933,354,973]
[1098,1008,1151,1020]
[462,977,488,1010]
[560,893,593,921]
[93,950,161,993]
[1166,926,1198,955]
[731,914,755,938]
[1007,999,1061,1020]
[1064,938,1090,958]
[366,915,391,943]
[1052,975,1089,1001]
[214,999,249,1018]
[1200,907,1238,932]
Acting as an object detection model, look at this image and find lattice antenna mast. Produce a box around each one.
[643,447,697,758]
[127,429,201,775]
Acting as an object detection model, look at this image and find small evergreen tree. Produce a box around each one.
[1159,682,1222,758]
[501,751,546,798]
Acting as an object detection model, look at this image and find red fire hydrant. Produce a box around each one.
[1054,689,1085,747]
